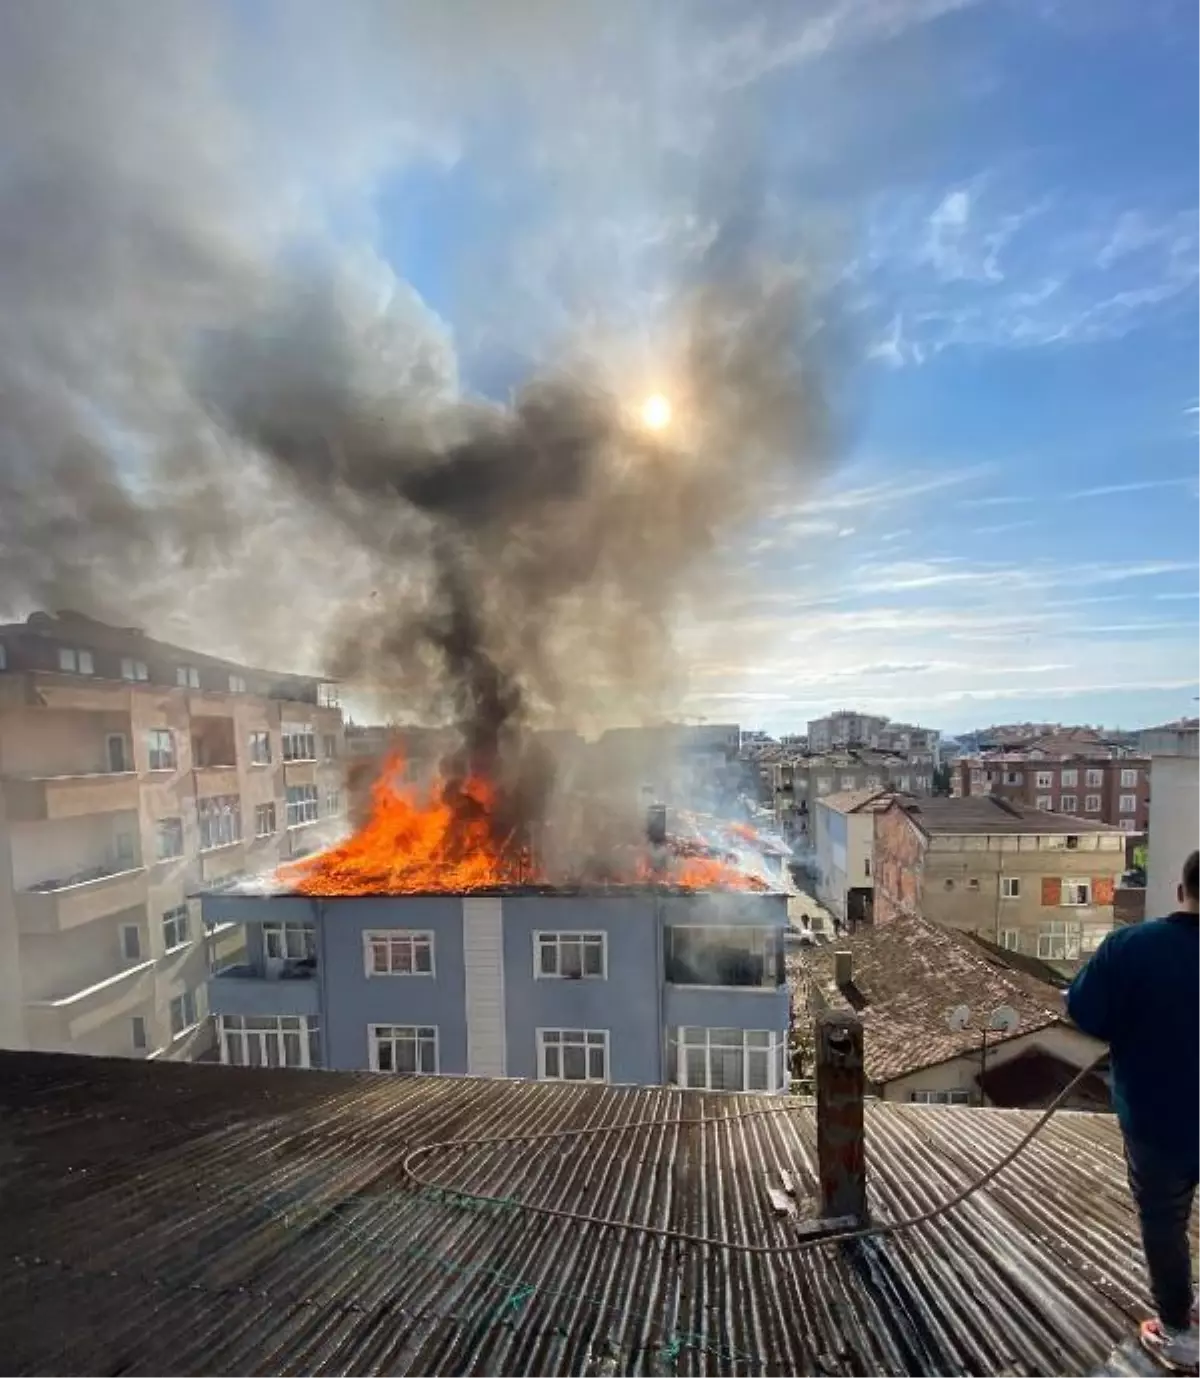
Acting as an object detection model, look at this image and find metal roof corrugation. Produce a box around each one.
[0,1052,1187,1376]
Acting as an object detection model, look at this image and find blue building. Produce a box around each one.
[202,886,791,1092]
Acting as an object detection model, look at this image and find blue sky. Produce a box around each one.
[326,0,1196,734]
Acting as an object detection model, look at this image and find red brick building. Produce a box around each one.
[953,742,1148,835]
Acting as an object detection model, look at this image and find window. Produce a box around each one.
[1060,769,1078,787]
[115,830,136,866]
[198,795,241,851]
[365,930,435,976]
[1036,796,1053,810]
[1119,794,1136,813]
[120,657,149,682]
[668,1027,787,1094]
[370,1024,438,1074]
[162,904,191,951]
[896,775,910,790]
[220,1015,320,1069]
[131,1016,147,1052]
[970,769,982,785]
[1120,768,1138,787]
[1035,772,1054,789]
[286,784,319,826]
[664,926,783,989]
[865,775,880,789]
[1061,880,1092,906]
[1086,769,1103,788]
[999,929,1021,951]
[538,1029,609,1083]
[1004,771,1023,785]
[1037,921,1082,961]
[263,922,315,961]
[249,730,272,765]
[1000,876,1021,899]
[536,932,606,980]
[910,1089,971,1105]
[120,924,142,961]
[324,788,341,818]
[169,989,198,1037]
[146,728,176,771]
[1060,795,1077,813]
[815,777,832,795]
[864,857,871,877]
[254,802,277,838]
[175,665,201,689]
[228,673,247,693]
[282,724,316,761]
[323,734,338,760]
[1085,794,1101,813]
[840,775,856,790]
[1119,819,1137,832]
[967,878,980,892]
[155,817,184,861]
[943,878,956,891]
[57,646,94,675]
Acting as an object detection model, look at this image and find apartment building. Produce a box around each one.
[1139,719,1199,918]
[953,747,1149,833]
[201,886,792,1092]
[0,611,345,1060]
[811,788,901,925]
[768,749,933,847]
[872,795,1126,969]
[806,711,939,759]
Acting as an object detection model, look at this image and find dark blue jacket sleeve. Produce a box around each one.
[1067,934,1118,1042]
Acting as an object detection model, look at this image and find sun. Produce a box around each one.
[640,393,672,431]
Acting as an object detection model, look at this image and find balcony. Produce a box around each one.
[208,961,320,1018]
[15,866,148,934]
[2,771,139,822]
[25,958,156,1047]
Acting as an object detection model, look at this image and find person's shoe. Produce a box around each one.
[1139,1318,1200,1374]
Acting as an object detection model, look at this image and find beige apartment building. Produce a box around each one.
[872,795,1126,969]
[0,611,345,1060]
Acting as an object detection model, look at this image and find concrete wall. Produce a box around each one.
[1146,753,1199,919]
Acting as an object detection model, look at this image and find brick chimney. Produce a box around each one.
[815,1009,868,1223]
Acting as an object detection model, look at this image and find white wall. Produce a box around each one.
[1147,754,1199,919]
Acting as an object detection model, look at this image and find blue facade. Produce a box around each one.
[203,888,791,1090]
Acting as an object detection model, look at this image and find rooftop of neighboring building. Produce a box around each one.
[815,787,906,815]
[0,1049,1159,1377]
[887,794,1121,836]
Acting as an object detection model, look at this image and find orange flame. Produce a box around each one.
[282,754,767,895]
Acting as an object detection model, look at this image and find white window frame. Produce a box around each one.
[263,922,315,962]
[1000,876,1020,900]
[1035,795,1053,811]
[324,788,341,818]
[1120,768,1138,788]
[911,1089,970,1105]
[198,795,242,851]
[120,923,142,961]
[323,734,338,760]
[120,657,149,682]
[1119,819,1137,832]
[1086,769,1103,788]
[896,775,910,790]
[286,784,319,827]
[1061,880,1092,907]
[228,674,248,694]
[534,931,607,980]
[1003,771,1023,786]
[131,1016,148,1052]
[1084,794,1101,813]
[364,930,435,977]
[1037,920,1082,960]
[254,802,277,838]
[220,1014,319,1069]
[146,728,176,771]
[999,929,1020,951]
[369,1023,438,1075]
[162,904,191,952]
[1060,795,1077,814]
[282,724,317,762]
[175,665,201,689]
[1119,794,1137,813]
[155,817,184,861]
[58,646,94,675]
[537,1028,610,1083]
[169,989,199,1037]
[1035,772,1054,789]
[249,730,272,765]
[1060,769,1078,787]
[669,1027,787,1094]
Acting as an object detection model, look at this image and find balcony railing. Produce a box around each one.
[2,771,139,822]
[16,865,147,933]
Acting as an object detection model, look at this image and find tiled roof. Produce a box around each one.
[817,788,901,815]
[791,912,1080,1083]
[892,794,1120,836]
[0,1051,1178,1377]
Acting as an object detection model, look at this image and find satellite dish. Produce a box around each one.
[947,1004,972,1032]
[989,1005,1019,1035]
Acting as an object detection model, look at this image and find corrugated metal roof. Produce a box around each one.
[0,1051,1188,1376]
[893,796,1121,837]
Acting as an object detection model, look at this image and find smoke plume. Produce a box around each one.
[0,2,841,857]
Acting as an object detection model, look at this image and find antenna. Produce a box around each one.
[988,1005,1019,1035]
[947,1004,971,1032]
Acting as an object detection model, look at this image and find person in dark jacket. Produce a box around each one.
[1068,849,1199,1372]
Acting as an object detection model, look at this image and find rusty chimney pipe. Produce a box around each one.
[815,1009,867,1223]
